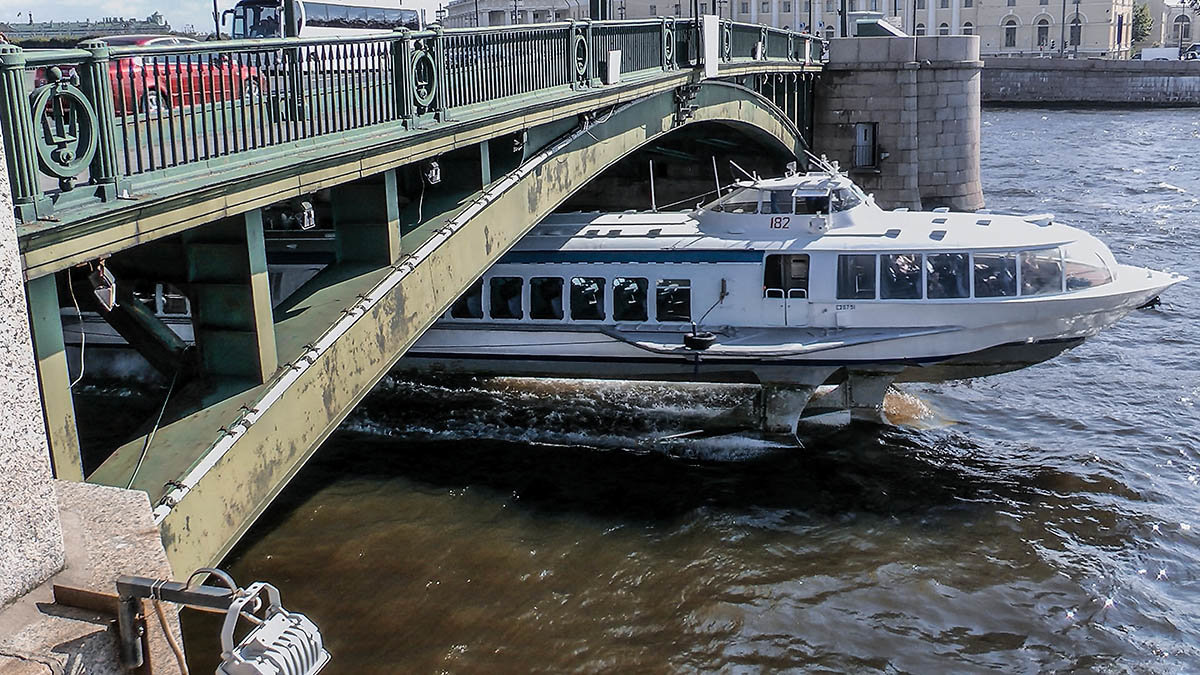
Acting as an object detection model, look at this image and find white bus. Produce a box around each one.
[227,0,424,40]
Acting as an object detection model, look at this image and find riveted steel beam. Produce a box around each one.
[140,80,805,575]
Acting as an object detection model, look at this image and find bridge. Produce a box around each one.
[1,18,823,575]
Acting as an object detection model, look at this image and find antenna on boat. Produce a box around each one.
[649,159,658,212]
[802,150,841,179]
[711,156,721,198]
[729,160,755,181]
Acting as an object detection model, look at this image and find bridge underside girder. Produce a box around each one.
[77,80,808,574]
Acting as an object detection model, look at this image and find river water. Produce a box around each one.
[186,109,1199,672]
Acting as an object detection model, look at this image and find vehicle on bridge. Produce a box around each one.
[226,0,424,40]
[396,161,1184,433]
[33,35,266,114]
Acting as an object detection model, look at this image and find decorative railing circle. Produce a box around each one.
[411,48,437,108]
[573,33,589,80]
[29,71,98,190]
[721,25,732,60]
[663,28,675,65]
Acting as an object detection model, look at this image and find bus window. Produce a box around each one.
[571,277,606,320]
[490,277,523,319]
[450,278,483,318]
[530,277,563,320]
[656,279,691,322]
[837,254,876,299]
[973,253,1017,297]
[881,253,921,299]
[613,277,648,322]
[925,253,970,299]
[761,191,793,214]
[1020,249,1063,296]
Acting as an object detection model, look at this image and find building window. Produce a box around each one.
[1037,18,1050,46]
[450,279,483,318]
[1006,0,1015,6]
[490,277,524,319]
[761,0,769,10]
[938,22,949,35]
[915,22,926,35]
[940,0,948,8]
[870,0,878,10]
[837,255,877,300]
[894,0,902,14]
[649,4,657,13]
[826,0,835,12]
[570,277,606,320]
[675,3,682,15]
[848,0,857,11]
[613,278,649,322]
[805,0,812,13]
[916,0,925,9]
[1116,14,1124,44]
[700,2,708,12]
[783,0,792,11]
[1069,15,1082,46]
[852,122,877,169]
[1173,15,1190,43]
[1039,0,1048,4]
[1004,18,1018,47]
[530,277,564,320]
[656,280,691,322]
[963,0,972,6]
[962,21,973,34]
[740,1,749,11]
[825,25,835,39]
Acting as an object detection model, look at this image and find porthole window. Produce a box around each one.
[613,277,649,322]
[570,277,606,320]
[489,277,524,319]
[656,279,691,322]
[973,253,1017,297]
[925,253,970,299]
[837,254,877,299]
[450,278,484,318]
[530,277,564,320]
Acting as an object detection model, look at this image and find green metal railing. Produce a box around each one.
[0,20,823,225]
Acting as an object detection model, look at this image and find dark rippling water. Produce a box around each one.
[186,109,1199,673]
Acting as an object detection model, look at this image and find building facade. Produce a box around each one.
[0,13,171,41]
[1141,0,1193,49]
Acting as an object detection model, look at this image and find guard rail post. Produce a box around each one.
[78,39,123,202]
[0,45,50,222]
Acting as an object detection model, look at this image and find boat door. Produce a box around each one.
[764,254,810,326]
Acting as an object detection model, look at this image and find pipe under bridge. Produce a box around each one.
[1,19,824,574]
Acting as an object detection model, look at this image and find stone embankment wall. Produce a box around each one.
[814,36,984,212]
[983,59,1200,106]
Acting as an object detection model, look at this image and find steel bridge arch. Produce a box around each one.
[150,79,807,573]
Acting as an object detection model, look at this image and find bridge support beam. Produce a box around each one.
[183,211,277,385]
[26,274,83,481]
[333,170,401,265]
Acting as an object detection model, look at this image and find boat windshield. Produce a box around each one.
[1062,239,1114,290]
[708,187,760,214]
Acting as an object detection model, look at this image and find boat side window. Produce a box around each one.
[765,254,810,297]
[570,277,606,320]
[973,253,1017,297]
[1062,241,1113,290]
[761,190,793,214]
[880,253,922,299]
[489,277,524,319]
[836,254,877,299]
[712,187,760,214]
[795,194,831,215]
[831,188,862,212]
[613,277,649,322]
[1020,249,1063,296]
[530,277,564,320]
[656,279,691,322]
[925,253,970,299]
[450,278,484,318]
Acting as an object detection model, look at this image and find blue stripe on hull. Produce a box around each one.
[497,250,765,265]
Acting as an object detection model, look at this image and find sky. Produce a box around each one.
[3,0,444,35]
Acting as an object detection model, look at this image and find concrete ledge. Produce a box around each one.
[0,481,183,675]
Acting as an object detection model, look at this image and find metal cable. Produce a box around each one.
[127,361,183,490]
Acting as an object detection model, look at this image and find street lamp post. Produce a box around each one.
[1059,0,1066,56]
[1072,0,1079,57]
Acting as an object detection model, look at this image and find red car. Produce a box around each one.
[35,34,264,115]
